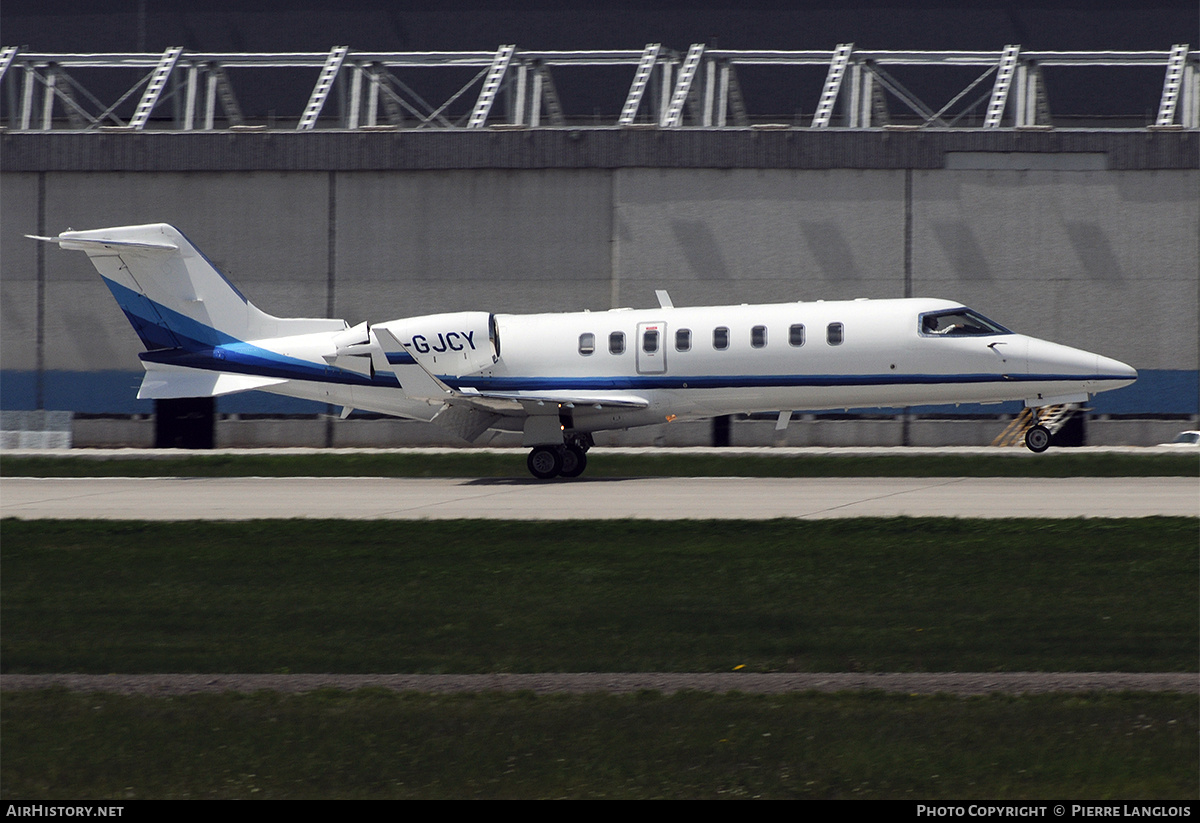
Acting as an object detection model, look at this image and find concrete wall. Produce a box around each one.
[3,164,1196,417]
[65,415,1196,449]
[912,167,1199,371]
[613,168,905,308]
[334,170,614,319]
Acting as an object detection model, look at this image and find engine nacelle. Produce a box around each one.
[381,311,498,377]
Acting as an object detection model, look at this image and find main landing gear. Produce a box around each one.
[526,435,592,480]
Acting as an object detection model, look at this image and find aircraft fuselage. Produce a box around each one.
[338,297,1134,434]
[39,223,1138,478]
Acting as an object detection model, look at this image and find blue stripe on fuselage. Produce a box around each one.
[441,373,1114,392]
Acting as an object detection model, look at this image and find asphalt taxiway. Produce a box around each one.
[2,475,1195,520]
[3,672,1194,696]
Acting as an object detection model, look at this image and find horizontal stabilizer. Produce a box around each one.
[28,234,179,253]
[137,366,287,399]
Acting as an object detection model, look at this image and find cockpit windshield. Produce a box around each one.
[919,308,1012,337]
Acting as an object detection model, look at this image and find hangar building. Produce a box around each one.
[1,44,1196,446]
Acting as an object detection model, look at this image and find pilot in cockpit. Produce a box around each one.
[923,314,966,335]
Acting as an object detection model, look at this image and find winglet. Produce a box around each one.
[372,326,452,400]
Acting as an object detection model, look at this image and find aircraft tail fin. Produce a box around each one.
[35,223,343,351]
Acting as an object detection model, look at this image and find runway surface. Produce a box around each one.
[2,476,1196,519]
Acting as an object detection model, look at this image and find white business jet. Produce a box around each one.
[33,224,1137,478]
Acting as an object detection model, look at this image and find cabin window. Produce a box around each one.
[789,324,806,347]
[578,333,595,355]
[827,322,844,346]
[609,331,625,355]
[643,329,659,354]
[675,328,691,352]
[713,327,730,350]
[751,325,767,348]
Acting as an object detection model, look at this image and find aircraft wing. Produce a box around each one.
[455,386,649,410]
[373,327,649,414]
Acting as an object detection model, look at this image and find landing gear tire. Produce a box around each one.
[1025,424,1052,453]
[527,446,563,480]
[558,444,588,478]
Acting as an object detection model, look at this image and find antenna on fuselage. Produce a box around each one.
[655,289,674,309]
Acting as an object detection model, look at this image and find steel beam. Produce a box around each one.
[3,46,1193,132]
[298,46,349,130]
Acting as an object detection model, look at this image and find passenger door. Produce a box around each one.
[636,321,667,374]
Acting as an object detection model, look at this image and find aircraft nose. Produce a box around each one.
[1097,354,1137,383]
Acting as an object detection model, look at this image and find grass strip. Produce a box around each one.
[3,518,1194,674]
[2,690,1194,799]
[2,451,1196,477]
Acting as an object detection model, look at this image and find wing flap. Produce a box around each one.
[430,404,503,443]
[457,388,649,410]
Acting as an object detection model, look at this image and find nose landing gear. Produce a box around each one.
[1024,406,1053,453]
[1024,424,1052,453]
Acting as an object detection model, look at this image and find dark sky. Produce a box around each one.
[4,1,1195,53]
[3,1,1194,121]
